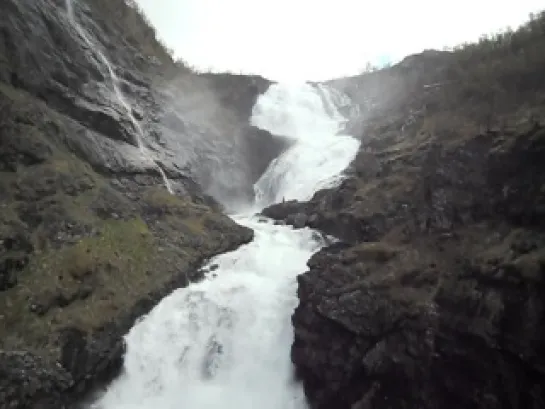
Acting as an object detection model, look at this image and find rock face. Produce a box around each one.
[152,72,291,208]
[264,16,545,409]
[0,0,277,407]
[1,0,289,208]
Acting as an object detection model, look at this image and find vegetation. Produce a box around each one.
[346,242,400,263]
[344,8,545,158]
[442,10,545,125]
[450,11,545,60]
[360,10,545,75]
[88,0,180,67]
[0,82,249,361]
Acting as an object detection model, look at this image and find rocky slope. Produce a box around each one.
[264,13,545,409]
[0,0,282,407]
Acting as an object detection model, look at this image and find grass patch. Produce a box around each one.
[142,186,208,215]
[0,51,251,371]
[143,186,211,235]
[0,218,159,354]
[87,0,178,67]
[347,242,400,263]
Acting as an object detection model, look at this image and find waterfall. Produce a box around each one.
[65,0,173,194]
[87,81,360,409]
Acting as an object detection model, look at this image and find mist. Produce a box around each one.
[142,71,292,211]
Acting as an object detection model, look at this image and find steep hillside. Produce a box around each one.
[0,0,281,407]
[264,12,545,409]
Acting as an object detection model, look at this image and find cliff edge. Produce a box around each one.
[264,13,545,409]
[0,0,279,407]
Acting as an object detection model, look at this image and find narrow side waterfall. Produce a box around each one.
[90,83,360,409]
[65,0,173,194]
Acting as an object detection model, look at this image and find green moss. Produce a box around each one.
[348,242,400,263]
[0,150,233,360]
[143,186,209,214]
[0,67,250,368]
[181,217,205,234]
[142,187,213,234]
[89,0,175,66]
[0,218,156,350]
[532,126,545,142]
[0,202,18,225]
[0,139,207,358]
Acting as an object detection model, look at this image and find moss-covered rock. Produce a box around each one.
[0,65,253,409]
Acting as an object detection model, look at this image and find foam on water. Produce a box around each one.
[89,77,360,408]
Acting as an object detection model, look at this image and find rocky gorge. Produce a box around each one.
[1,1,545,409]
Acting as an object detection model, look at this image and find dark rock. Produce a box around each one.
[289,31,545,409]
[0,0,137,147]
[262,199,307,221]
[290,213,308,229]
[0,233,34,291]
[265,126,545,244]
[0,351,72,409]
[242,126,292,184]
[0,256,27,291]
[58,325,125,398]
[0,0,267,407]
[200,73,272,123]
[293,236,545,409]
[0,123,53,172]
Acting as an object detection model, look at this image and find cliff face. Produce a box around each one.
[263,14,545,409]
[1,0,289,207]
[0,0,280,407]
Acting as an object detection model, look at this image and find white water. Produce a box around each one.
[252,83,360,205]
[89,81,359,408]
[65,0,173,194]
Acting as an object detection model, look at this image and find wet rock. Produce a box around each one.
[0,233,34,291]
[262,199,306,221]
[0,0,264,407]
[288,40,545,409]
[0,126,52,172]
[0,256,26,291]
[293,235,545,409]
[0,351,72,409]
[58,325,125,398]
[289,212,308,229]
[29,284,94,316]
[242,126,292,184]
[202,336,224,379]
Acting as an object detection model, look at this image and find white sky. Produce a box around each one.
[135,0,544,82]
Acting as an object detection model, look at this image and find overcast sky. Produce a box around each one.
[135,0,544,82]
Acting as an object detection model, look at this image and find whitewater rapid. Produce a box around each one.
[91,83,360,409]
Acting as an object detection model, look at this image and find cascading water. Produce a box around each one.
[90,83,360,409]
[65,0,173,194]
[252,83,360,205]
